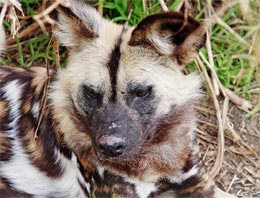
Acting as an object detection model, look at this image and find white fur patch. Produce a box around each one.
[97,165,105,178]
[147,32,173,55]
[31,101,40,119]
[169,165,199,184]
[125,178,157,198]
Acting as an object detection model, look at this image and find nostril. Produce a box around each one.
[116,144,123,151]
[114,143,125,155]
[99,143,108,153]
[146,134,151,141]
[98,135,126,157]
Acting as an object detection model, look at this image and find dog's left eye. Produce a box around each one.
[82,84,101,99]
[136,86,152,98]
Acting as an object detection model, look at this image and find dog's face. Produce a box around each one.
[51,0,205,176]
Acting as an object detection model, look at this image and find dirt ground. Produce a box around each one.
[197,96,260,197]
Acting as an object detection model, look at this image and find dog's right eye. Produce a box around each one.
[135,86,152,98]
[82,85,100,99]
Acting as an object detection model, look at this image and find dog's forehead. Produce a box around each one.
[70,29,155,87]
[68,24,178,95]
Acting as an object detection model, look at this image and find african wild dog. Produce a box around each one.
[0,0,236,197]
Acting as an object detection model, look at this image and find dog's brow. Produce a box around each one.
[107,26,128,102]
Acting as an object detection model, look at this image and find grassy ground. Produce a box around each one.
[1,0,260,197]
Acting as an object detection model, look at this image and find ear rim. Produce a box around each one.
[57,5,99,39]
[174,23,206,64]
[129,11,206,64]
[52,1,100,47]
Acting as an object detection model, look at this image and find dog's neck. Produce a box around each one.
[74,142,215,198]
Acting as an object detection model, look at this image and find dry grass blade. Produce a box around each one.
[196,56,225,178]
[223,87,253,112]
[226,118,242,144]
[215,16,251,48]
[205,31,219,96]
[142,0,146,11]
[32,0,70,33]
[231,54,260,63]
[0,0,8,26]
[34,37,52,139]
[6,22,40,45]
[8,5,20,37]
[8,0,23,13]
[174,0,184,12]
[1,0,24,38]
[159,0,168,11]
[98,0,103,16]
[198,51,226,97]
[53,35,60,71]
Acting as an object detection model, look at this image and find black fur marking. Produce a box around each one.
[94,191,112,198]
[107,37,122,102]
[176,185,215,198]
[171,175,201,191]
[160,21,199,45]
[78,84,103,116]
[155,173,211,198]
[182,154,196,173]
[0,177,32,198]
[78,178,90,197]
[126,83,156,115]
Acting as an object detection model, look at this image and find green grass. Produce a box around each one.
[1,0,259,101]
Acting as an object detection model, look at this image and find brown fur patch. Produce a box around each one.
[0,101,8,118]
[22,101,32,114]
[0,132,12,161]
[0,100,12,161]
[29,67,49,96]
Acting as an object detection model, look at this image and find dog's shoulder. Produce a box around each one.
[0,66,89,197]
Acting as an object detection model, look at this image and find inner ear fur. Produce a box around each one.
[129,12,206,64]
[53,0,100,47]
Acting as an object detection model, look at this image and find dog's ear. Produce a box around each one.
[53,0,101,47]
[129,12,206,64]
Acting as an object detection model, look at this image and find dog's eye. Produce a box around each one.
[86,89,97,98]
[83,85,99,99]
[136,86,152,98]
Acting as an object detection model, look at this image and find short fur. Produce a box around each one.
[0,1,236,198]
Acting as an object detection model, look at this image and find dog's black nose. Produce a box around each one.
[98,135,126,157]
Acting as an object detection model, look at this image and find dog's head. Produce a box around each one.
[51,0,205,177]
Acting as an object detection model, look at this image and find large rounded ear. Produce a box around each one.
[129,12,206,64]
[53,0,101,47]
